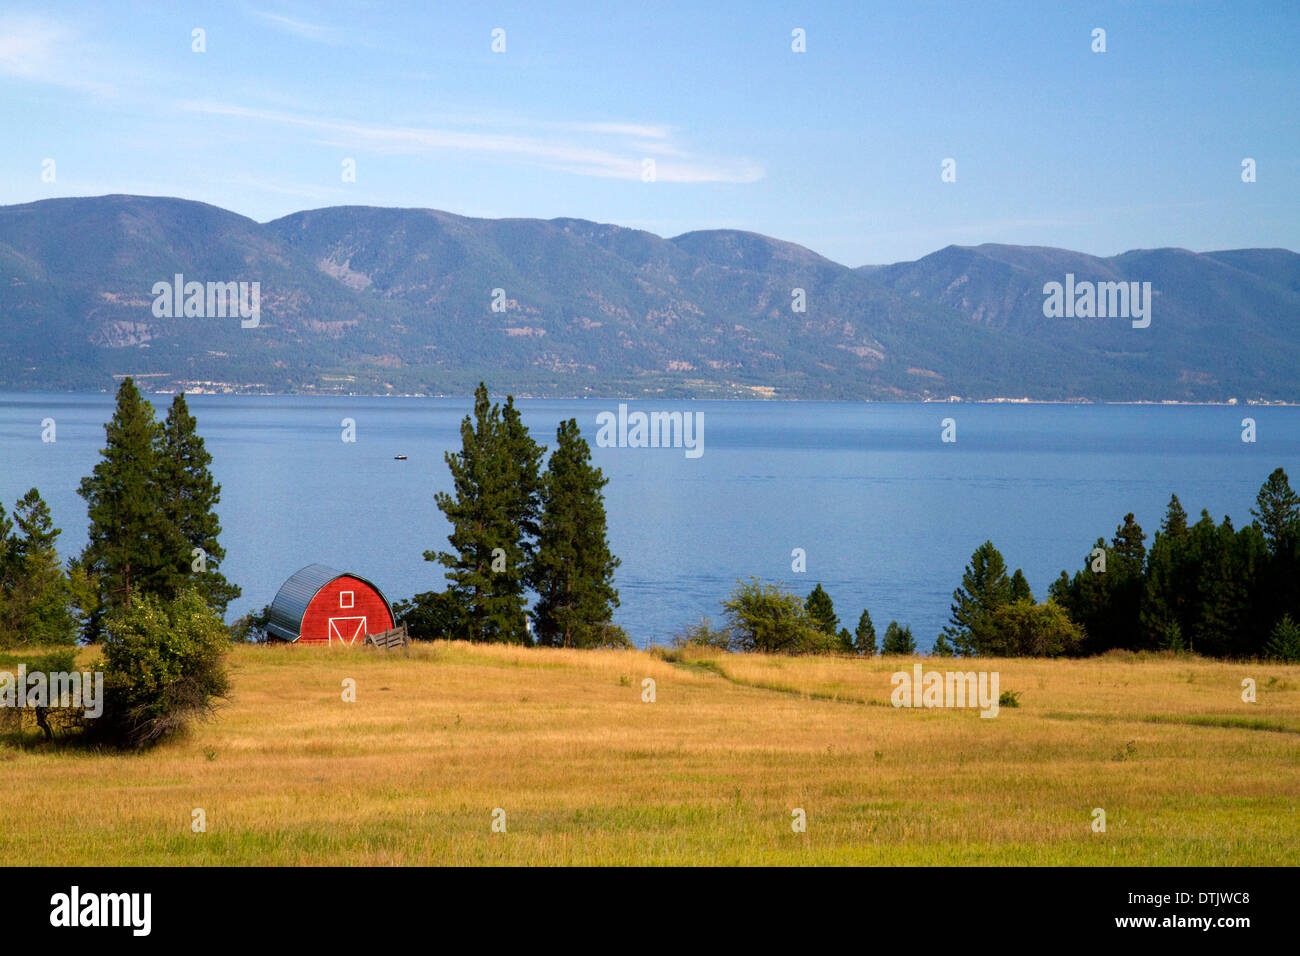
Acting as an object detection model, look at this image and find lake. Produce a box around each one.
[1,393,1296,650]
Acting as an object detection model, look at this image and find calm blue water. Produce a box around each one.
[1,394,1296,650]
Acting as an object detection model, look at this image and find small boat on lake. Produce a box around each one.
[394,454,407,460]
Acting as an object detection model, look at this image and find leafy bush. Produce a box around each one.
[722,579,838,655]
[974,599,1084,657]
[228,604,271,643]
[90,590,230,750]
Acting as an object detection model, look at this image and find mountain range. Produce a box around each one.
[1,194,1296,401]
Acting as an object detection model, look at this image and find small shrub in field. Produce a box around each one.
[998,690,1021,709]
[1266,615,1300,662]
[672,617,735,651]
[91,590,230,750]
[590,622,633,649]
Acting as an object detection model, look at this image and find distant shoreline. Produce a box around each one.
[0,387,1296,407]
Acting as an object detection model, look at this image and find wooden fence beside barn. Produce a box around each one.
[366,623,409,650]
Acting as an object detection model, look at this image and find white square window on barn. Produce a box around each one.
[339,591,354,609]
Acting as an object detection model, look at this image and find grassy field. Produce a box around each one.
[2,641,1298,865]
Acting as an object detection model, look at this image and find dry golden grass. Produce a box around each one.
[1,642,1296,865]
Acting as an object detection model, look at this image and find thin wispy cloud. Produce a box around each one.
[0,16,115,95]
[179,100,762,184]
[248,8,335,43]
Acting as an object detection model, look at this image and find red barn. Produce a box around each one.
[266,564,396,645]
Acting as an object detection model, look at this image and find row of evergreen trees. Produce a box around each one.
[803,583,916,654]
[676,467,1298,661]
[395,384,622,648]
[0,378,237,649]
[1049,467,1300,659]
[934,467,1300,660]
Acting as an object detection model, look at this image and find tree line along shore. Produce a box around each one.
[2,379,1298,749]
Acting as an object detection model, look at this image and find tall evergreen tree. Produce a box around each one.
[1251,468,1300,634]
[854,608,877,656]
[1187,513,1269,657]
[1010,568,1034,603]
[1104,513,1148,650]
[942,540,1013,656]
[502,395,546,584]
[532,418,621,648]
[77,378,165,639]
[1141,494,1194,649]
[155,395,240,615]
[4,489,75,646]
[1050,536,1111,655]
[430,384,542,644]
[1251,467,1300,552]
[837,627,853,652]
[1112,512,1147,566]
[0,500,16,641]
[1266,614,1300,662]
[805,584,839,636]
[1162,493,1189,537]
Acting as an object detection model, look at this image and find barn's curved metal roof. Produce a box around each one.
[265,563,394,642]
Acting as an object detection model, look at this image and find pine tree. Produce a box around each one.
[155,395,239,615]
[930,632,955,657]
[502,395,545,583]
[431,384,542,644]
[1112,513,1147,566]
[1104,513,1148,650]
[4,489,76,646]
[837,627,853,652]
[1251,467,1300,553]
[854,608,876,655]
[1182,510,1267,657]
[0,500,16,642]
[881,621,916,655]
[1142,494,1193,648]
[1010,569,1033,603]
[805,584,838,636]
[1162,493,1189,537]
[1266,614,1300,662]
[1251,468,1300,636]
[942,540,1013,656]
[77,378,165,639]
[532,418,621,648]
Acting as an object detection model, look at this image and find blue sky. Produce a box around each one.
[2,1,1296,265]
